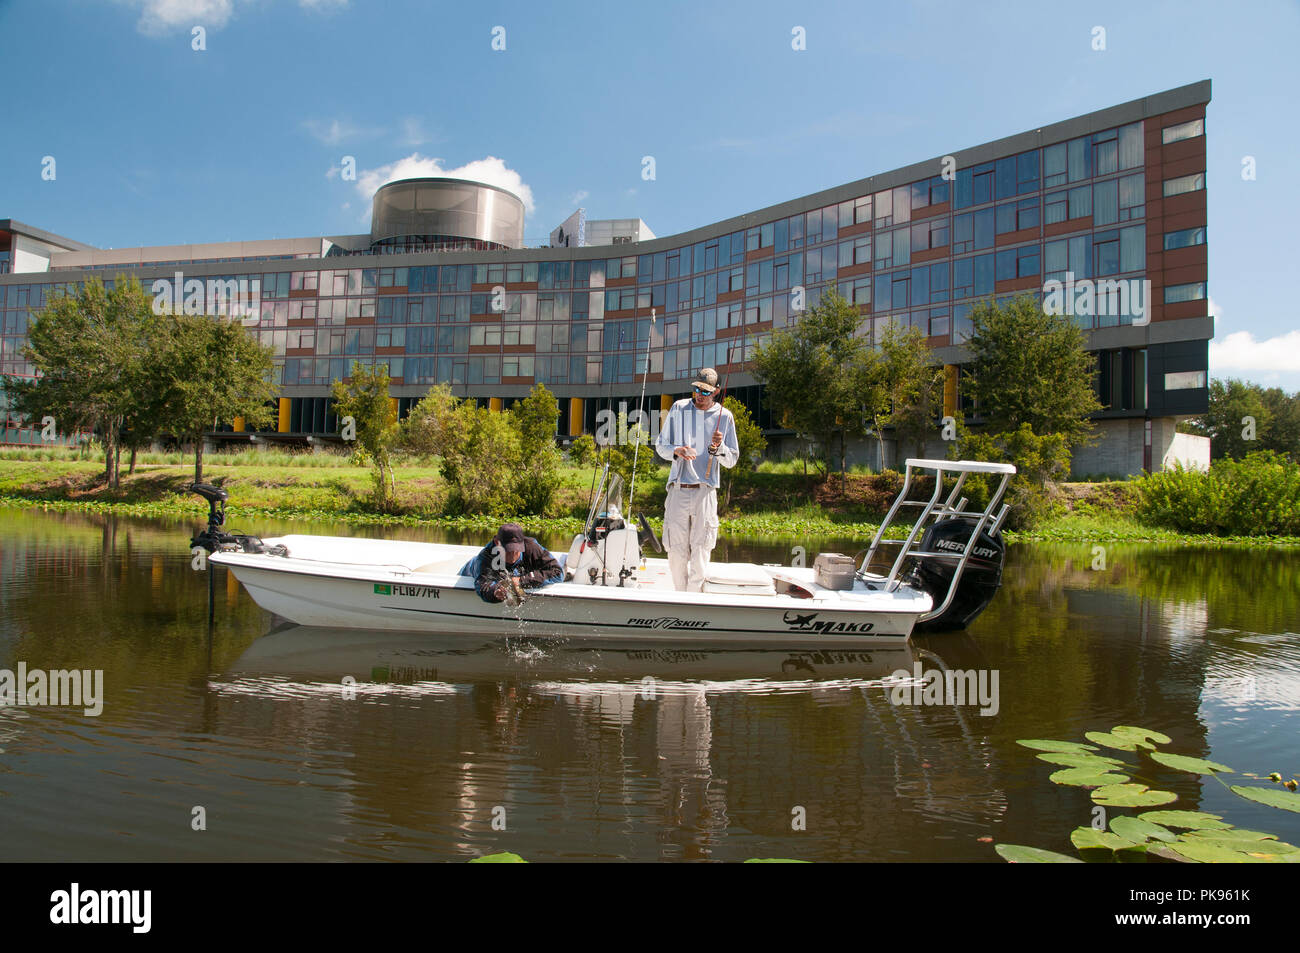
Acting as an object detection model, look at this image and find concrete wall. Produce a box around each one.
[1164,431,1210,471]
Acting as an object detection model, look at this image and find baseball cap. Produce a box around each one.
[496,523,526,561]
[691,367,719,394]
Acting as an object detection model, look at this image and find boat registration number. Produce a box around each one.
[374,583,440,598]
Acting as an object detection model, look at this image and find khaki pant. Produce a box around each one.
[662,483,719,591]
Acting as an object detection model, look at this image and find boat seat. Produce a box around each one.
[702,562,776,596]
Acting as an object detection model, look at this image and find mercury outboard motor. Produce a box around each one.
[908,519,1006,632]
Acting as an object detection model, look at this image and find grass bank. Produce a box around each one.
[1,449,1297,546]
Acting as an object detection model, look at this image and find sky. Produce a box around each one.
[2,0,1298,390]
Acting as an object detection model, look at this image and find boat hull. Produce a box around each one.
[210,536,931,645]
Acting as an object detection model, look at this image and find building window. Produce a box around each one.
[1162,118,1204,145]
[1164,227,1206,250]
[1165,370,1206,390]
[1164,282,1207,304]
[1163,173,1205,197]
[1118,172,1144,221]
[1068,184,1092,220]
[1045,190,1068,225]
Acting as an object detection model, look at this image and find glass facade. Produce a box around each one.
[2,91,1211,443]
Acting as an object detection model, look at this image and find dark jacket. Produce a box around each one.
[464,537,563,603]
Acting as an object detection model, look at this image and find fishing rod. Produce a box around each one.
[704,371,731,481]
[627,308,655,514]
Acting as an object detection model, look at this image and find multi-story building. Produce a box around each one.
[1,80,1212,475]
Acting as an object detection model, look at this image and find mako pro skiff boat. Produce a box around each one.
[191,458,1015,645]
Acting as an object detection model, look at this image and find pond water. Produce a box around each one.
[1,505,1297,862]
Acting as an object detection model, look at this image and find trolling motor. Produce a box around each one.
[189,483,287,556]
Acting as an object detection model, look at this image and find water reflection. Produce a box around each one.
[1,506,1297,861]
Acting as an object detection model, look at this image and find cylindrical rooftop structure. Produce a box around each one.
[369,177,525,250]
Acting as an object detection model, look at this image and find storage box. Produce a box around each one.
[813,552,857,590]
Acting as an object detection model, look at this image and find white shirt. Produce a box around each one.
[654,397,739,487]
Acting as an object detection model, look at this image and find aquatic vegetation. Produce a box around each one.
[996,725,1300,862]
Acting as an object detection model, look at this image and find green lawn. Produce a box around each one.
[1,448,1296,545]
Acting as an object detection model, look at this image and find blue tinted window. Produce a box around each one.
[955,167,973,208]
[974,254,994,295]
[995,157,1017,199]
[1163,227,1206,250]
[1017,150,1039,194]
[953,258,973,297]
[996,248,1017,281]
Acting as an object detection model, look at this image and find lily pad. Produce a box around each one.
[1110,815,1178,843]
[1085,731,1153,752]
[1050,767,1132,788]
[1111,725,1172,746]
[1071,827,1138,851]
[995,844,1084,863]
[469,852,527,863]
[1016,739,1100,754]
[1149,751,1233,775]
[1137,810,1231,830]
[1035,752,1126,769]
[1182,828,1276,842]
[1231,785,1300,813]
[1091,783,1178,807]
[1167,841,1274,864]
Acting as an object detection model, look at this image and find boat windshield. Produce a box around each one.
[603,473,625,521]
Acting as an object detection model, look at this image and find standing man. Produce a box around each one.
[654,368,740,591]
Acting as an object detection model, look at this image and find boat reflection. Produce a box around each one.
[218,623,918,693]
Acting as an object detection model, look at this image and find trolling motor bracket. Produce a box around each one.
[188,483,287,556]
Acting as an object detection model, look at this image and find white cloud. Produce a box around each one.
[1206,296,1300,390]
[129,0,234,35]
[355,154,535,213]
[124,0,347,36]
[301,118,381,146]
[569,190,590,207]
[1210,329,1300,374]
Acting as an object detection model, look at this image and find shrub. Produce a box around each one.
[1136,451,1300,537]
[568,433,597,468]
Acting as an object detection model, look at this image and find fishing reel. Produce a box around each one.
[189,483,288,556]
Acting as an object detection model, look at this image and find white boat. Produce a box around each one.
[192,458,1015,646]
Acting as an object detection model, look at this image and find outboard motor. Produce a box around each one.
[909,519,1006,632]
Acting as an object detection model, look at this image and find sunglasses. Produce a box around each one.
[693,386,714,395]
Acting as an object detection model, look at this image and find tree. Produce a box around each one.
[965,294,1101,449]
[398,383,460,461]
[1260,386,1300,460]
[873,322,944,464]
[510,384,563,514]
[162,312,277,484]
[5,276,155,488]
[331,361,399,508]
[753,288,879,488]
[721,395,766,507]
[440,402,521,514]
[1186,378,1299,461]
